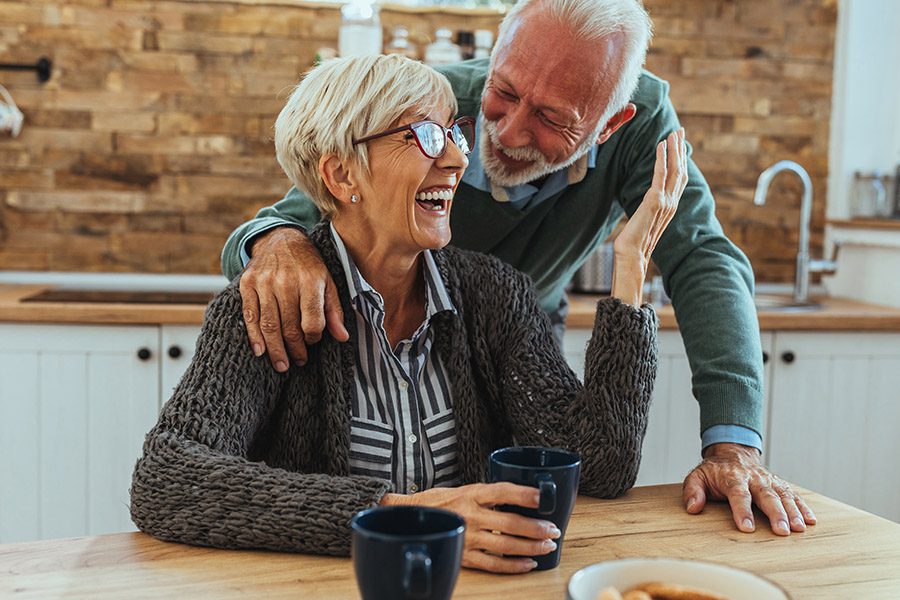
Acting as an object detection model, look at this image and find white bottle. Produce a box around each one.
[424,28,463,66]
[473,29,494,59]
[338,0,383,57]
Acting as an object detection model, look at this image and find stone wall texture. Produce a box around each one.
[0,0,836,279]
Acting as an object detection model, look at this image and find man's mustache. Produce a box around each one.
[481,118,545,163]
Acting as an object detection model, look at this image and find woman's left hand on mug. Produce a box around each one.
[381,482,560,573]
[611,128,687,306]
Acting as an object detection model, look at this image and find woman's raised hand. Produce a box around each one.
[611,128,688,307]
[381,482,560,573]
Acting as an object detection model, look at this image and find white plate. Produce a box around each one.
[567,557,790,600]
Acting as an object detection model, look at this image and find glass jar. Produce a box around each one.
[338,0,382,58]
[851,171,896,219]
[424,28,462,66]
[385,26,418,60]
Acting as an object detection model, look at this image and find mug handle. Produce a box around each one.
[536,474,557,515]
[403,545,432,600]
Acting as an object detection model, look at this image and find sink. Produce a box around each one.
[754,294,822,312]
[20,289,215,305]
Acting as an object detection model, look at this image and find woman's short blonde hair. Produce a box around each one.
[274,54,458,218]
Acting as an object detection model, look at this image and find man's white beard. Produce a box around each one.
[479,115,602,188]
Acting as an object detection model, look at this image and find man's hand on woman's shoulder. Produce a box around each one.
[239,227,348,372]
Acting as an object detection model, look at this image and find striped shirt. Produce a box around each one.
[330,224,460,494]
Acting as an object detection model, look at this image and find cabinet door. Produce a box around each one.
[160,325,202,405]
[768,332,900,523]
[0,324,159,543]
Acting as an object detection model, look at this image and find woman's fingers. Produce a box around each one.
[462,549,536,574]
[651,138,667,193]
[481,508,560,540]
[468,530,556,558]
[475,482,540,509]
[665,130,680,197]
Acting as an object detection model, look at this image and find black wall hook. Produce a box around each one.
[0,57,52,83]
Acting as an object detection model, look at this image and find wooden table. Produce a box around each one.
[2,485,899,599]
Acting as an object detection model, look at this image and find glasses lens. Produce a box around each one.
[414,122,446,158]
[451,119,475,155]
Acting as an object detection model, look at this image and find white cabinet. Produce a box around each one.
[565,326,900,523]
[0,324,160,543]
[767,332,900,523]
[0,323,202,544]
[160,325,202,399]
[564,328,774,487]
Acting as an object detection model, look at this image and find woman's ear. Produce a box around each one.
[319,154,359,206]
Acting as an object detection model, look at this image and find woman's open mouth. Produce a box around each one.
[414,188,453,216]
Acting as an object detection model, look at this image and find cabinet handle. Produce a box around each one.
[781,351,795,364]
[137,347,153,361]
[168,345,183,359]
[762,351,769,364]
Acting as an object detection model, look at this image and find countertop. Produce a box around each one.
[3,283,900,331]
[2,484,899,599]
[567,293,900,331]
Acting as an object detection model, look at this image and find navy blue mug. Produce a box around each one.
[351,506,465,600]
[489,446,582,570]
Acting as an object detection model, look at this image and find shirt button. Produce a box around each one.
[408,484,418,493]
[399,381,409,390]
[407,434,417,443]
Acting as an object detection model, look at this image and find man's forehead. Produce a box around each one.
[492,14,621,115]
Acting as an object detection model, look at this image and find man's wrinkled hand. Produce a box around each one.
[681,443,817,536]
[239,227,349,373]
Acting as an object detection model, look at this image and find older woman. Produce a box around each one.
[130,54,687,574]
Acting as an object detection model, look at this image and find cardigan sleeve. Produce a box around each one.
[485,261,658,498]
[129,282,392,556]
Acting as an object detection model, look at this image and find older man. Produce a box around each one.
[221,0,816,537]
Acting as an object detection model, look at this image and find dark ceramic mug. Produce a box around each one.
[489,446,582,570]
[351,506,465,600]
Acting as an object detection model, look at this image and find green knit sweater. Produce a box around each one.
[220,60,763,437]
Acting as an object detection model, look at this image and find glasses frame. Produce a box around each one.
[352,116,475,159]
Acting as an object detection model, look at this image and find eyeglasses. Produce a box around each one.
[352,116,476,159]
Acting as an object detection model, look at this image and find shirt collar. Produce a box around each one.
[329,223,456,318]
[461,114,598,203]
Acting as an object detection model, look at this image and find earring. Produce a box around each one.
[350,194,359,204]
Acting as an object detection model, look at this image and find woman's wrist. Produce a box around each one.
[611,252,647,308]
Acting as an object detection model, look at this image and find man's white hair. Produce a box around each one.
[494,0,653,127]
[274,54,457,218]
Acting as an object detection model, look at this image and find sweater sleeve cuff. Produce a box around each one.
[238,218,307,268]
[586,298,659,386]
[694,380,765,438]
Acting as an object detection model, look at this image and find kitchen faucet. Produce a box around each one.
[753,160,838,305]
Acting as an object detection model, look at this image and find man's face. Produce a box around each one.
[480,10,625,186]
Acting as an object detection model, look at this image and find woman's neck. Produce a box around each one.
[332,219,426,346]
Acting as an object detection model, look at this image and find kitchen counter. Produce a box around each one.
[0,285,208,325]
[568,293,900,331]
[2,484,899,599]
[3,283,900,331]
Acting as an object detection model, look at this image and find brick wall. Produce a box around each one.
[0,0,836,280]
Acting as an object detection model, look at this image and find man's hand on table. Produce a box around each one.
[239,227,349,372]
[682,442,817,536]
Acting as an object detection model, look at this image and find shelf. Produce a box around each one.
[828,218,900,231]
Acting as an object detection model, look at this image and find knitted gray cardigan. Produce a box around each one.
[130,223,659,556]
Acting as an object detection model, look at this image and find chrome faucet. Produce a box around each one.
[753,160,837,305]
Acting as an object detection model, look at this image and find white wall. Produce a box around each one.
[825,0,900,307]
[827,0,900,220]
